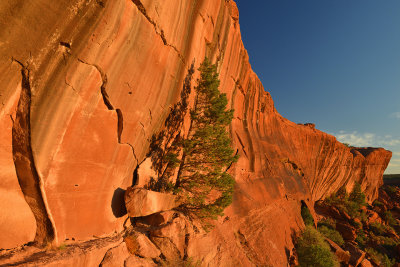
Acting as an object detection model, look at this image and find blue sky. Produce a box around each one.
[236,0,400,174]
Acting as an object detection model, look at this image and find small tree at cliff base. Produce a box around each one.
[172,58,238,219]
[296,226,339,267]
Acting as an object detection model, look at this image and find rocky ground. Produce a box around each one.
[2,183,400,266]
[0,209,214,267]
[302,183,400,267]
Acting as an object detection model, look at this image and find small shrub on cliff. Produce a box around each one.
[317,223,344,246]
[325,183,367,219]
[317,218,335,229]
[372,199,384,207]
[301,204,314,226]
[57,243,67,250]
[325,186,347,206]
[365,248,395,267]
[317,219,344,246]
[296,226,338,267]
[355,228,368,248]
[384,211,399,228]
[370,222,389,236]
[384,185,398,195]
[349,182,366,207]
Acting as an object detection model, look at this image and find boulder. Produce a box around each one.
[315,202,342,221]
[345,242,366,267]
[353,217,362,226]
[140,210,177,226]
[99,242,130,267]
[360,258,374,267]
[315,202,351,222]
[150,214,191,259]
[336,222,357,241]
[125,187,181,217]
[367,210,382,224]
[149,236,182,260]
[340,210,352,222]
[325,238,350,264]
[124,231,161,258]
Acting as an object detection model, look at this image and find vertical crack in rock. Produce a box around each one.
[235,231,259,266]
[183,233,190,260]
[98,241,124,267]
[78,59,114,110]
[78,58,139,165]
[243,86,255,172]
[130,0,184,63]
[235,132,248,158]
[64,79,77,92]
[11,59,55,246]
[116,109,123,143]
[125,142,139,164]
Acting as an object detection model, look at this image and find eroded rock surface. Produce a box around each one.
[0,0,391,265]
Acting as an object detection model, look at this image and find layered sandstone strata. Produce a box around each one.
[0,0,391,265]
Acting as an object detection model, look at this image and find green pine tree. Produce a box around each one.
[349,182,366,207]
[175,58,238,219]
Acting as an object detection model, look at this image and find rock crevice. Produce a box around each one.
[77,58,139,167]
[130,0,185,63]
[77,59,114,110]
[10,58,56,246]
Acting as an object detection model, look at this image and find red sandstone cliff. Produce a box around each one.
[0,0,391,266]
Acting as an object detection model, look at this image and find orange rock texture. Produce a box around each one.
[0,0,391,265]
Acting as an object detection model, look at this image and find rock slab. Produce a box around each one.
[125,187,180,217]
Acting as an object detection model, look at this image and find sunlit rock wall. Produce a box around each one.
[0,0,391,265]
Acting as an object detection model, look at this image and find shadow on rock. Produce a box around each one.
[111,187,127,218]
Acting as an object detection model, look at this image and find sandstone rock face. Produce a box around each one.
[124,257,156,267]
[0,84,36,248]
[125,187,180,217]
[0,0,391,266]
[135,157,158,187]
